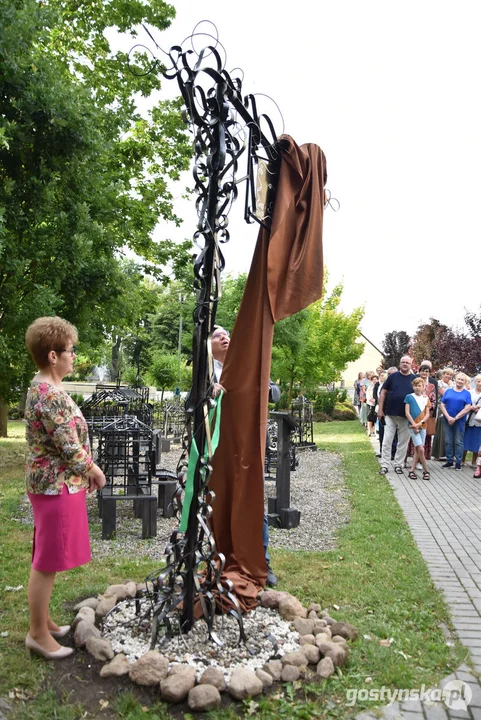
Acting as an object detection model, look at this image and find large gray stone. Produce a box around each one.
[72,606,95,628]
[278,594,307,621]
[318,640,349,667]
[330,621,359,641]
[228,668,263,699]
[313,619,329,634]
[263,659,283,680]
[317,656,335,678]
[315,632,332,646]
[73,597,99,611]
[136,581,154,595]
[100,653,130,677]
[74,620,101,648]
[281,651,308,668]
[160,667,196,703]
[293,617,316,636]
[124,581,137,599]
[301,644,321,665]
[259,590,289,609]
[256,669,274,688]
[103,584,130,601]
[85,636,114,662]
[129,651,169,686]
[281,664,300,682]
[299,634,316,646]
[95,595,117,618]
[188,685,221,712]
[198,666,226,691]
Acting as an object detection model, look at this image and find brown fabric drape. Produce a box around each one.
[209,135,327,612]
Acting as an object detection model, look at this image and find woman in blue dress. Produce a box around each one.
[463,374,481,466]
[440,373,473,469]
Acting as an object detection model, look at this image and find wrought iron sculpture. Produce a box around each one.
[127,23,288,644]
[81,383,153,439]
[151,397,187,440]
[97,417,157,539]
[290,397,316,449]
[127,23,338,646]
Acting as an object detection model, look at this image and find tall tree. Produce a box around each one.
[465,306,481,338]
[271,283,364,402]
[381,330,411,368]
[431,307,481,375]
[0,0,192,434]
[411,318,449,366]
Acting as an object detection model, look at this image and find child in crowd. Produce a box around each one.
[404,377,431,480]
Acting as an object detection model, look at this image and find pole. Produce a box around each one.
[177,294,183,388]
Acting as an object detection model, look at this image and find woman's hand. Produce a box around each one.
[87,464,106,493]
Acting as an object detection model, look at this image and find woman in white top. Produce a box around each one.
[366,374,379,437]
[463,374,481,466]
[432,368,454,460]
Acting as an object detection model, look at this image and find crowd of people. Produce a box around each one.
[353,359,481,479]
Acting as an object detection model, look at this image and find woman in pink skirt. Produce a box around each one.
[24,317,106,660]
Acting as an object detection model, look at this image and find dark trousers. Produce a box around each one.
[379,421,398,459]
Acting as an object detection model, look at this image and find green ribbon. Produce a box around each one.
[179,392,223,532]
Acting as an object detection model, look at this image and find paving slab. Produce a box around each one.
[354,439,481,720]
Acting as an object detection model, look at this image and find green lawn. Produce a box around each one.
[0,420,465,718]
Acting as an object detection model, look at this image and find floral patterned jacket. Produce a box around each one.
[25,381,93,495]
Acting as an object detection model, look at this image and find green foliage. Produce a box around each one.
[148,282,196,355]
[67,393,84,406]
[147,350,191,394]
[309,389,356,421]
[312,389,339,415]
[0,0,193,417]
[381,330,411,368]
[331,402,358,420]
[215,273,248,331]
[272,282,364,401]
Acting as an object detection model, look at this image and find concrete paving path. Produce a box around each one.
[357,437,481,720]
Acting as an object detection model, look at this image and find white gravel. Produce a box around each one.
[16,444,351,559]
[102,601,300,681]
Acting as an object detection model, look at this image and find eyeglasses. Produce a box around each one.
[419,367,430,372]
[212,331,230,340]
[54,347,76,356]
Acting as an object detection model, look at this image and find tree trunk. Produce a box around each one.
[17,387,28,418]
[0,397,8,438]
[288,375,294,406]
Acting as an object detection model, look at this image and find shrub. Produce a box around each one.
[313,411,332,423]
[313,390,338,415]
[68,392,84,405]
[331,403,358,421]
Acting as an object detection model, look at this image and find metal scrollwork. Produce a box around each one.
[127,23,285,646]
[124,23,338,648]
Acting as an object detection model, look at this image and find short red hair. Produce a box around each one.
[25,316,78,369]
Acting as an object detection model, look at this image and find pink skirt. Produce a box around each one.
[28,484,91,572]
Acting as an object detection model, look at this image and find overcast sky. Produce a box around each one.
[130,0,481,348]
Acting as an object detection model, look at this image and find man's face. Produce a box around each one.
[212,328,230,362]
[399,357,412,374]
